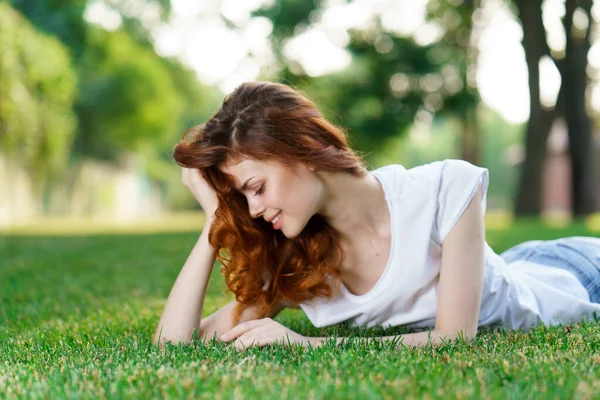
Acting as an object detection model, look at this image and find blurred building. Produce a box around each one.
[0,154,164,227]
[542,118,572,214]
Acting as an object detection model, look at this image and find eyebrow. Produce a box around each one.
[239,177,254,192]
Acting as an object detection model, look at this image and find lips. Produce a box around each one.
[272,213,282,229]
[267,211,281,224]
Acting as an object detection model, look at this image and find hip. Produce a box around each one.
[499,236,600,303]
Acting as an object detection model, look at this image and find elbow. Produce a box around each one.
[459,330,478,342]
[153,334,192,347]
[153,326,193,346]
[436,327,478,343]
[462,324,479,341]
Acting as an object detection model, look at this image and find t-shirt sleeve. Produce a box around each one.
[432,159,489,246]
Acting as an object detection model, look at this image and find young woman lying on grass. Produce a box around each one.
[154,81,600,351]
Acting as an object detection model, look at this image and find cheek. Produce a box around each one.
[263,189,284,210]
[286,181,319,215]
[266,186,294,214]
[270,176,318,216]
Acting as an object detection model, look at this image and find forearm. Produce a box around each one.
[306,329,469,350]
[153,216,217,345]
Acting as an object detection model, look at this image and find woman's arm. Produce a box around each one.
[154,215,289,346]
[153,215,218,345]
[433,182,485,339]
[221,184,486,351]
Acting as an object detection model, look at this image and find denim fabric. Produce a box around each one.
[499,236,600,303]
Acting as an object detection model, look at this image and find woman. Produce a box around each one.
[154,81,600,350]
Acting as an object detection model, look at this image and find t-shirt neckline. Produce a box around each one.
[339,169,396,303]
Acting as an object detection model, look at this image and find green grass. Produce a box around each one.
[2,217,600,399]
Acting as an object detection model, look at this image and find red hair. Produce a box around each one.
[172,81,368,325]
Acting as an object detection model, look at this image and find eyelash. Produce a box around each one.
[254,185,265,196]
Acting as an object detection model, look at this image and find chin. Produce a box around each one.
[281,227,295,239]
[283,219,309,239]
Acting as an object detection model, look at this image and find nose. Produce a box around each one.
[248,196,266,219]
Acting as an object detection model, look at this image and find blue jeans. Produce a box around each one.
[499,236,600,303]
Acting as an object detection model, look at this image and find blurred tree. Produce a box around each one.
[511,0,556,217]
[248,0,315,85]
[0,3,77,194]
[561,0,596,216]
[425,0,482,165]
[8,0,171,56]
[8,0,223,211]
[8,0,88,57]
[512,0,597,216]
[73,27,182,163]
[250,0,480,165]
[102,0,171,45]
[8,0,187,167]
[303,27,447,158]
[141,57,225,209]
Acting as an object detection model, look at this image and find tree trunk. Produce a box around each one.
[513,0,555,216]
[562,0,597,216]
[460,107,480,165]
[459,0,481,166]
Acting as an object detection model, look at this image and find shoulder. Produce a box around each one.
[373,160,448,183]
[389,159,487,185]
[370,163,408,199]
[372,159,487,199]
[371,160,444,194]
[408,159,483,178]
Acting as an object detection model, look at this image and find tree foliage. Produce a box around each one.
[252,0,479,161]
[8,0,88,57]
[73,27,182,163]
[0,3,77,188]
[7,0,222,207]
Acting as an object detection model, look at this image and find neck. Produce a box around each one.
[315,169,388,245]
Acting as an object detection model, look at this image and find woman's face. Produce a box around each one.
[220,157,323,238]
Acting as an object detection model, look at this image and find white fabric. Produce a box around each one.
[299,159,600,331]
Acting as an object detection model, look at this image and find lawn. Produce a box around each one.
[2,215,600,399]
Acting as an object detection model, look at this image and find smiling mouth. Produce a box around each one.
[272,213,282,229]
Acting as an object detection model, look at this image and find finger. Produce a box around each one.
[234,334,257,351]
[221,319,268,342]
[236,333,269,350]
[241,327,287,348]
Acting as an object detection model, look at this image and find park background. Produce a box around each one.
[3,0,600,398]
[2,0,600,233]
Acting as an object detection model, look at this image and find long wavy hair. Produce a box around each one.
[172,81,369,325]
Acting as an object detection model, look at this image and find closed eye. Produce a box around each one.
[254,184,265,196]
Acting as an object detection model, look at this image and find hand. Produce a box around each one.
[181,167,218,216]
[220,318,312,350]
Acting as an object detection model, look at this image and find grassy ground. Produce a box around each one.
[2,214,600,399]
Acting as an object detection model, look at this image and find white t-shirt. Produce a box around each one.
[299,159,600,331]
